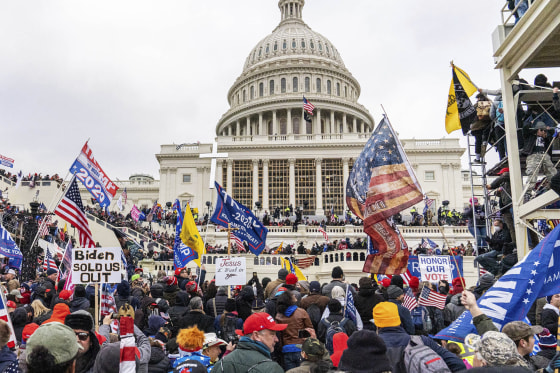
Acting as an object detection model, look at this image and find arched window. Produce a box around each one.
[318,41,323,51]
[250,86,254,100]
[293,77,298,92]
[283,39,287,50]
[242,89,246,102]
[305,77,310,92]
[281,78,286,93]
[344,86,348,97]
[301,39,305,48]
[269,80,275,95]
[316,78,321,93]
[258,47,262,57]
[293,117,300,134]
[325,44,330,55]
[336,83,340,96]
[268,121,273,135]
[327,80,331,94]
[310,40,315,49]
[274,42,278,51]
[265,44,270,54]
[259,83,264,97]
[292,39,296,48]
[280,118,287,135]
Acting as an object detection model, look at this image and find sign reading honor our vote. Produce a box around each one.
[418,255,453,282]
[215,257,246,286]
[72,247,121,284]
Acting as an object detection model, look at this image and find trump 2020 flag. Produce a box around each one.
[179,203,204,267]
[0,223,23,270]
[445,64,477,135]
[211,182,268,256]
[70,141,119,210]
[436,224,560,342]
[172,200,201,269]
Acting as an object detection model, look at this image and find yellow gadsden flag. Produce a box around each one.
[180,203,204,267]
[445,64,478,135]
[279,256,306,281]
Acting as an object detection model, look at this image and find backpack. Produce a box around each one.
[410,306,424,331]
[321,318,348,354]
[426,307,445,335]
[404,335,450,373]
[306,304,322,331]
[218,315,239,344]
[476,100,492,120]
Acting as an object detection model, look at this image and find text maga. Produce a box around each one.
[72,247,121,284]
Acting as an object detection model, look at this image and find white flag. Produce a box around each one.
[15,171,23,189]
[117,195,123,211]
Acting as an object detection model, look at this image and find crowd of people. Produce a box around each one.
[0,261,558,373]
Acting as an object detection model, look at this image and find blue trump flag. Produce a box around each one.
[435,224,560,342]
[172,199,198,268]
[0,223,23,270]
[211,182,268,256]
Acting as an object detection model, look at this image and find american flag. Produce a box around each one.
[401,269,412,285]
[318,226,329,241]
[417,287,446,310]
[54,177,95,248]
[303,96,315,115]
[101,284,117,317]
[231,234,245,252]
[403,287,418,311]
[296,256,316,269]
[0,294,17,348]
[38,215,51,237]
[421,238,438,249]
[61,239,73,274]
[43,247,57,271]
[122,188,128,205]
[346,115,423,227]
[330,207,335,223]
[479,264,488,277]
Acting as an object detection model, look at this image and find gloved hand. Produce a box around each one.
[545,351,560,373]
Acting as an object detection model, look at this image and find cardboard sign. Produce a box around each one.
[418,255,453,282]
[72,247,121,284]
[215,257,246,286]
[408,256,463,282]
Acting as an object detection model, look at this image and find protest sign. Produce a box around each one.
[418,255,453,282]
[408,255,463,281]
[72,247,121,284]
[215,257,246,286]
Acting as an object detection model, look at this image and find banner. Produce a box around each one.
[436,224,560,342]
[0,223,23,270]
[215,257,246,286]
[0,154,14,168]
[130,205,140,222]
[70,142,119,209]
[408,255,463,282]
[72,247,121,284]
[211,182,268,256]
[418,255,453,282]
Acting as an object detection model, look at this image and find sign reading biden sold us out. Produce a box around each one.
[72,247,122,284]
[418,255,453,282]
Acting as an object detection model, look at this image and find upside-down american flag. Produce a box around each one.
[54,176,95,248]
[403,287,418,311]
[347,115,422,274]
[417,287,446,310]
[303,96,315,115]
[297,256,316,269]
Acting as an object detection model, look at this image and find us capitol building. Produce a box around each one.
[149,0,468,219]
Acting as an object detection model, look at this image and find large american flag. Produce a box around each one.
[54,177,95,248]
[417,287,446,310]
[318,227,329,241]
[303,96,315,115]
[43,247,57,271]
[403,287,418,311]
[296,256,316,269]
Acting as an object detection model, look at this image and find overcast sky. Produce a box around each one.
[1,1,555,180]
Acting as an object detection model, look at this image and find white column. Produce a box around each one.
[315,158,324,215]
[289,158,296,208]
[216,160,224,186]
[273,110,277,135]
[287,109,292,135]
[262,159,269,211]
[342,157,349,214]
[259,113,263,135]
[343,114,347,134]
[226,159,233,195]
[316,109,321,135]
[353,117,357,133]
[252,159,259,209]
[330,111,335,133]
[236,120,240,136]
[246,117,251,136]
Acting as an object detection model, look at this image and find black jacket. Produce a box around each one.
[148,345,170,373]
[541,305,559,337]
[177,310,216,333]
[354,287,384,328]
[206,293,228,318]
[522,123,555,156]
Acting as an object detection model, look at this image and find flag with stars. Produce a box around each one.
[346,115,423,225]
[435,223,560,342]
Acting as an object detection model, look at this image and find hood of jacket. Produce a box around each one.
[11,307,28,326]
[175,291,190,307]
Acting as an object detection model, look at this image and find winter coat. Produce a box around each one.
[541,304,559,337]
[11,307,28,343]
[236,287,255,321]
[388,299,415,335]
[316,313,357,343]
[354,287,384,328]
[209,336,284,373]
[75,330,100,373]
[98,325,151,373]
[168,291,190,331]
[148,345,170,373]
[32,310,52,325]
[70,296,91,313]
[299,293,330,314]
[321,281,356,299]
[177,310,216,333]
[264,278,284,300]
[206,292,228,318]
[444,293,466,325]
[0,345,17,372]
[163,285,179,307]
[275,306,313,346]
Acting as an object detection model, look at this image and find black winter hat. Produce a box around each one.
[225,298,236,312]
[150,283,164,298]
[65,310,94,331]
[74,284,86,298]
[332,266,344,279]
[338,330,392,373]
[390,274,404,289]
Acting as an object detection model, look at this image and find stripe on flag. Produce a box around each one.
[0,294,17,348]
[303,96,315,115]
[318,227,329,241]
[403,287,418,311]
[296,256,316,269]
[417,287,446,310]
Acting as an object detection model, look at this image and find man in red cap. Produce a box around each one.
[210,312,286,373]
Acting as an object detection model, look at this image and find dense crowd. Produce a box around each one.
[0,260,558,373]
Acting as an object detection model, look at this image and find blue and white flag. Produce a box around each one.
[211,182,268,256]
[172,199,197,269]
[436,224,560,342]
[0,224,23,270]
[421,238,438,249]
[344,287,363,330]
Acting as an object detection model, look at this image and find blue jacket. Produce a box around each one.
[388,299,415,335]
[0,345,17,372]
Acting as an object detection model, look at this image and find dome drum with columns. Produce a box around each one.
[156,1,467,220]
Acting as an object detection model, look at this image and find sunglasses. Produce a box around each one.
[75,332,89,341]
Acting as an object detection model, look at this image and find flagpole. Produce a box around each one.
[434,221,466,289]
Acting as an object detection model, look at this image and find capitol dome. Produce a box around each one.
[216,0,373,138]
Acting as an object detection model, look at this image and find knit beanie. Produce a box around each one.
[74,285,86,298]
[372,302,400,328]
[224,298,236,313]
[539,328,557,348]
[338,330,392,373]
[150,283,164,298]
[479,273,495,288]
[386,285,403,300]
[285,273,298,285]
[390,275,404,289]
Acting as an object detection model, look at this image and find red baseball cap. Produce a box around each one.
[174,267,185,276]
[6,300,16,308]
[236,312,288,336]
[381,278,391,288]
